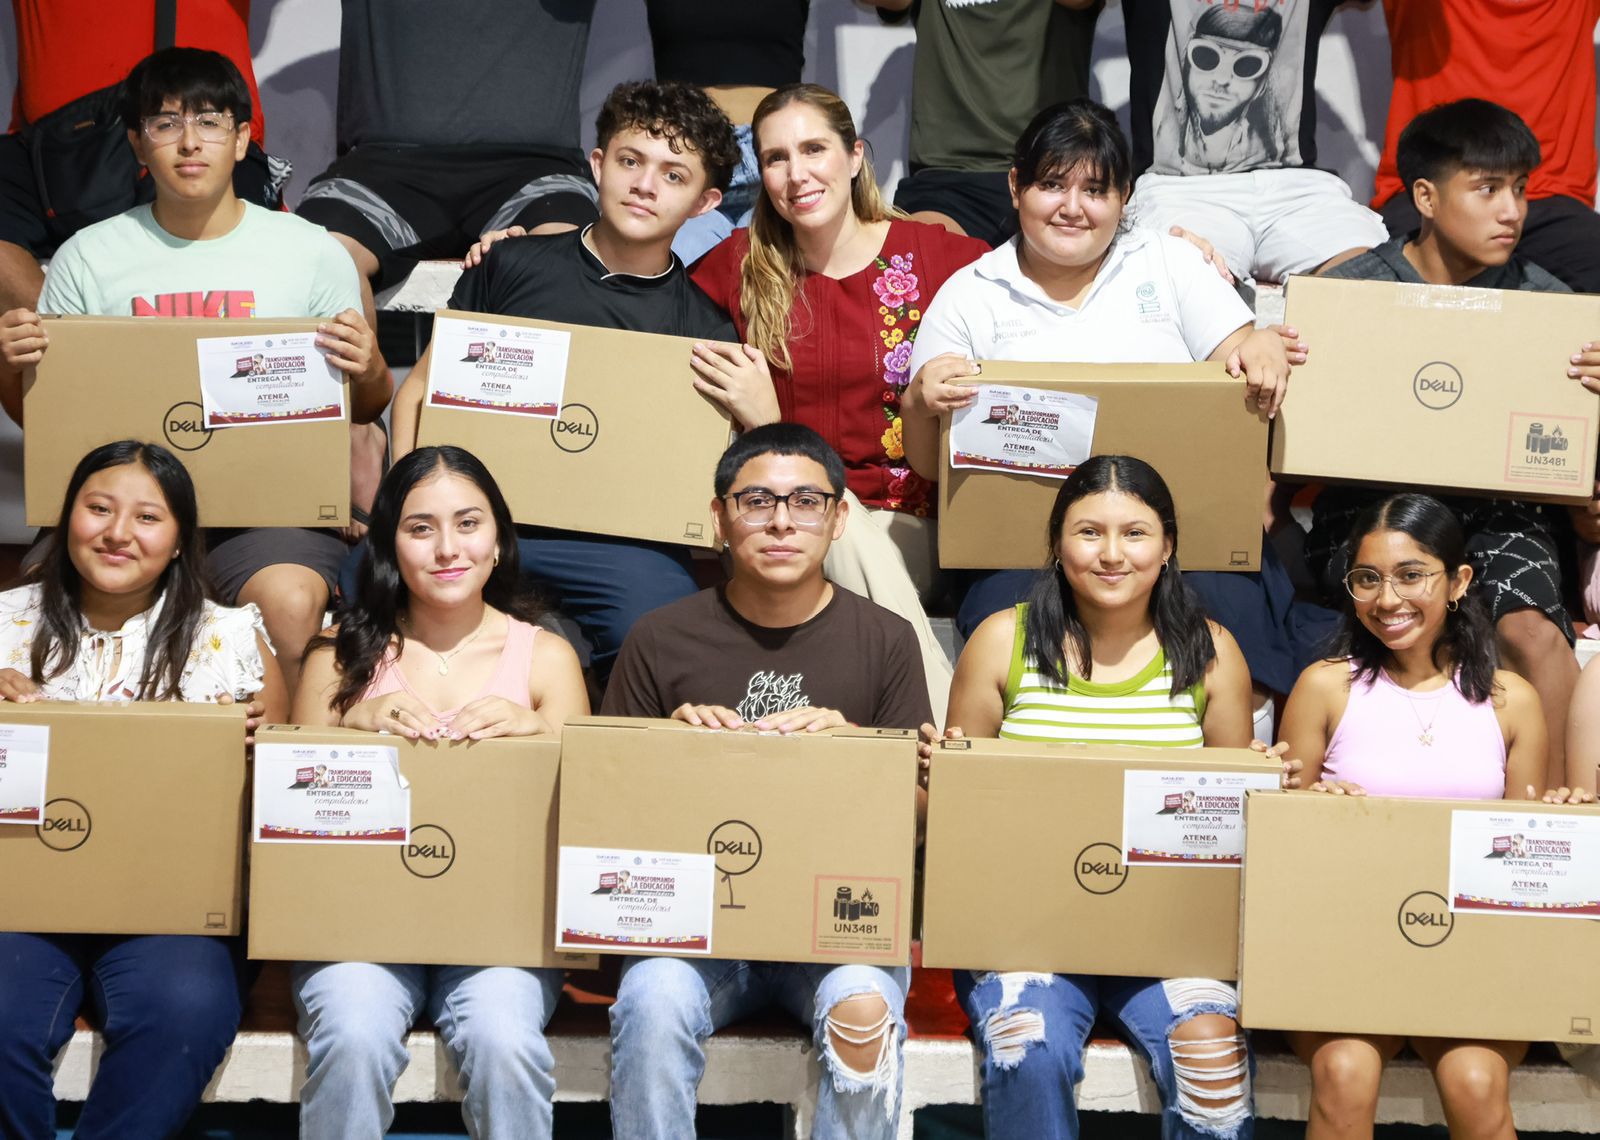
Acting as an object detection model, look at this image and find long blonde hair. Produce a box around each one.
[741,84,903,373]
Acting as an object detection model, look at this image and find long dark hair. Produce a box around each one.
[29,440,209,699]
[1333,493,1497,704]
[314,446,539,715]
[1022,455,1214,696]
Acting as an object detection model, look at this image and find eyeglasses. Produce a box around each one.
[140,112,236,145]
[1343,568,1445,602]
[724,489,838,529]
[1186,38,1271,80]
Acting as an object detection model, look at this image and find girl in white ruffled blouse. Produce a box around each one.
[0,440,285,1139]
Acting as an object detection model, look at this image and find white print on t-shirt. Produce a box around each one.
[1152,0,1311,175]
[736,671,811,722]
[942,0,1003,8]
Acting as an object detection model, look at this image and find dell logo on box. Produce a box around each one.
[1397,890,1454,947]
[163,401,214,451]
[551,404,599,453]
[37,798,91,852]
[401,824,456,878]
[1412,362,1464,411]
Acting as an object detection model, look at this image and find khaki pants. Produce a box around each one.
[823,491,952,727]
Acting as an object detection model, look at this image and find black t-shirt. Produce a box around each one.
[601,585,933,730]
[646,0,809,89]
[336,0,596,152]
[1122,0,1339,178]
[447,228,736,340]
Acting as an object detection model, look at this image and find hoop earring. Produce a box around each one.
[493,549,500,567]
[1161,558,1170,573]
[1447,598,1459,612]
[1054,558,1064,575]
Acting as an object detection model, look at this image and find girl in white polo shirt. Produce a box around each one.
[901,99,1309,695]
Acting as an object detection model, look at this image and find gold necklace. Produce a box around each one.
[403,610,489,676]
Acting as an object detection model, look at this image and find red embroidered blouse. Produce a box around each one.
[692,219,987,515]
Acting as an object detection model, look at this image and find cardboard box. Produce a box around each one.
[938,362,1267,572]
[920,739,1280,979]
[557,717,919,964]
[1273,276,1600,503]
[415,311,734,548]
[248,726,593,968]
[0,702,248,936]
[1239,791,1600,1042]
[26,317,351,527]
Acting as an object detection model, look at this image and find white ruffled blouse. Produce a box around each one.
[0,583,271,702]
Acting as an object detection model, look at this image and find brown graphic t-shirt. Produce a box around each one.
[601,586,932,730]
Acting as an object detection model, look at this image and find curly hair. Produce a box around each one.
[595,80,740,193]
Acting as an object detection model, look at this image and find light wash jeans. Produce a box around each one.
[609,956,910,1140]
[292,960,563,1140]
[955,971,1253,1140]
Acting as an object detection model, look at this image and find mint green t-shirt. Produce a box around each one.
[38,203,361,319]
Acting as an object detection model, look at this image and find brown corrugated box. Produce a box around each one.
[1272,276,1600,504]
[415,311,734,549]
[0,702,248,936]
[26,317,350,526]
[938,362,1267,572]
[248,726,594,968]
[557,717,918,964]
[921,739,1279,979]
[1239,790,1600,1042]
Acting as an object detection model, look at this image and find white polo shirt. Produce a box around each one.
[907,226,1252,376]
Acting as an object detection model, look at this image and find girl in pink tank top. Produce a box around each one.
[288,447,588,1138]
[294,445,587,740]
[1277,493,1555,1140]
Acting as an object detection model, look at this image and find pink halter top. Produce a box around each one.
[361,615,539,725]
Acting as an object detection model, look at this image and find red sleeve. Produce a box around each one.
[689,230,750,316]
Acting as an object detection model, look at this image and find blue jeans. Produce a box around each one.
[609,956,910,1140]
[0,932,247,1139]
[292,961,563,1140]
[515,528,698,680]
[955,972,1252,1140]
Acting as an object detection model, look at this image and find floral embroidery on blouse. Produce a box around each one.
[874,252,932,515]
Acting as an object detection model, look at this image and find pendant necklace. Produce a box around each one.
[1392,674,1442,746]
[404,611,489,676]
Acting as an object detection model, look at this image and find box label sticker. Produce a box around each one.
[0,723,49,825]
[1504,413,1589,491]
[555,846,716,954]
[253,743,408,843]
[426,316,571,419]
[950,383,1098,479]
[1448,809,1600,919]
[1121,769,1279,866]
[197,332,346,428]
[812,875,902,958]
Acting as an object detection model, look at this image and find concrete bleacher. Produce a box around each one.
[52,961,1600,1137]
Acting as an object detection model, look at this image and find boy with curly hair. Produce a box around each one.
[391,80,746,681]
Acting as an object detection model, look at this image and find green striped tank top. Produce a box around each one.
[998,604,1207,748]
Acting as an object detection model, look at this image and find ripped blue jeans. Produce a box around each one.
[609,957,909,1139]
[954,972,1253,1140]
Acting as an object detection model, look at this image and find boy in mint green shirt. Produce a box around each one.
[0,48,392,687]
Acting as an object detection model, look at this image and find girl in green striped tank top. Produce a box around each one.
[943,456,1259,1140]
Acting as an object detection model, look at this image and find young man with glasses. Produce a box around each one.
[599,421,929,1138]
[1119,0,1388,294]
[1304,99,1596,791]
[0,48,391,688]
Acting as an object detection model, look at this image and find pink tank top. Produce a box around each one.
[361,616,539,726]
[1322,664,1507,800]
